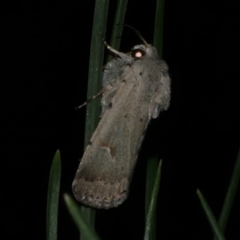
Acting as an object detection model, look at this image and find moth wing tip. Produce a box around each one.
[71,178,129,209]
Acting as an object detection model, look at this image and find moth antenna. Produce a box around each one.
[123,24,148,47]
[100,34,130,59]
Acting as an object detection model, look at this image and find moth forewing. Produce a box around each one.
[72,41,171,209]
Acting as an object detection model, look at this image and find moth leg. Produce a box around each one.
[75,88,107,110]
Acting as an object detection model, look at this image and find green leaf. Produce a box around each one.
[153,0,165,56]
[145,0,165,239]
[64,194,101,240]
[107,0,128,61]
[84,0,110,145]
[79,1,129,236]
[213,147,240,240]
[197,189,226,240]
[144,160,162,240]
[46,150,61,240]
[145,157,158,232]
[80,1,110,236]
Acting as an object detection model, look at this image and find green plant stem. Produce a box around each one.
[145,157,159,219]
[84,0,109,145]
[144,160,162,240]
[64,194,101,240]
[145,0,165,239]
[197,189,226,240]
[153,0,165,56]
[107,0,128,61]
[80,1,109,239]
[213,147,240,240]
[46,150,61,240]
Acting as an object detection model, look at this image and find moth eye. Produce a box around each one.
[131,49,145,59]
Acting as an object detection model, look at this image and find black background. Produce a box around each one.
[2,1,240,240]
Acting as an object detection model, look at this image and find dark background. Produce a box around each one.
[2,1,240,240]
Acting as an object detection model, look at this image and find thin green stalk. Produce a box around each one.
[144,160,162,240]
[80,0,109,239]
[145,0,165,239]
[46,150,61,240]
[64,194,101,240]
[153,0,165,56]
[213,147,240,240]
[80,1,129,239]
[197,189,226,240]
[107,0,128,61]
[84,0,109,145]
[145,157,158,236]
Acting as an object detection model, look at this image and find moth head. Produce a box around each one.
[131,45,146,59]
[131,44,159,60]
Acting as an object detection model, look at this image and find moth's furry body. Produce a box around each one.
[72,42,171,209]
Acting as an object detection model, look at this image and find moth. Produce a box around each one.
[72,30,171,209]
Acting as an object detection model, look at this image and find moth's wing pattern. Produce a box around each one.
[73,53,170,209]
[72,77,148,208]
[151,59,171,118]
[72,45,171,209]
[101,57,133,114]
